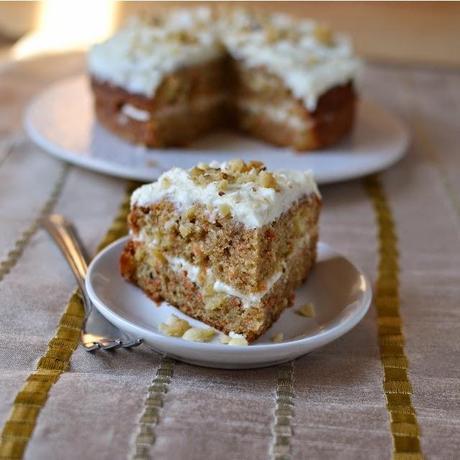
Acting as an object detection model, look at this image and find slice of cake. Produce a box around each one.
[120,160,321,342]
[88,8,360,151]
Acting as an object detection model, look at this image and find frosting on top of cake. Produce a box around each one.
[221,10,360,110]
[88,8,359,110]
[88,8,224,97]
[131,160,319,228]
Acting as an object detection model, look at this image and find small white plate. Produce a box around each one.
[25,75,409,185]
[86,237,372,369]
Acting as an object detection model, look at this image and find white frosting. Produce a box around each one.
[237,100,312,131]
[121,104,150,122]
[164,254,281,309]
[229,332,246,339]
[131,162,319,228]
[167,255,201,284]
[88,8,224,97]
[88,8,359,110]
[213,270,282,306]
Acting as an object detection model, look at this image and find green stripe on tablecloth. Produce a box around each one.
[364,175,423,460]
[0,163,69,283]
[129,357,175,460]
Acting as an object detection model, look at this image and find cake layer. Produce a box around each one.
[91,57,230,147]
[120,236,316,342]
[233,91,355,150]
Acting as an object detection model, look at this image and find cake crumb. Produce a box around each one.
[228,332,248,346]
[295,303,316,317]
[182,327,215,342]
[219,335,231,344]
[272,332,284,343]
[159,314,191,337]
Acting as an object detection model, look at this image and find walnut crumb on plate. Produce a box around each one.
[182,327,215,342]
[272,332,284,343]
[159,314,191,337]
[219,335,231,344]
[295,303,316,317]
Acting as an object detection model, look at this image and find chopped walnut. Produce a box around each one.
[169,29,199,44]
[179,222,194,238]
[295,303,316,317]
[159,314,191,337]
[265,26,281,43]
[227,159,245,174]
[188,159,279,192]
[314,25,333,46]
[182,327,216,342]
[271,332,284,343]
[161,177,171,189]
[184,206,197,221]
[219,335,231,344]
[218,203,232,218]
[257,171,278,189]
[217,179,228,193]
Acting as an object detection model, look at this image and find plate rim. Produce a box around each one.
[24,74,410,185]
[85,236,373,357]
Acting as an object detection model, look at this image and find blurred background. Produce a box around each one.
[0,1,459,68]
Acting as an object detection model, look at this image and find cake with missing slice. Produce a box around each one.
[120,160,321,342]
[88,8,359,150]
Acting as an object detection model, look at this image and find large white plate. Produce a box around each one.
[25,75,409,184]
[86,237,372,369]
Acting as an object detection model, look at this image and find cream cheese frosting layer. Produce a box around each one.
[131,161,319,228]
[88,8,359,110]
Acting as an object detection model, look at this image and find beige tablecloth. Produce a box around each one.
[0,54,459,460]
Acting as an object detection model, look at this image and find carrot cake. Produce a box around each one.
[88,8,360,150]
[120,160,321,342]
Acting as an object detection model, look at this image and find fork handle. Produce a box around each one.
[42,214,89,295]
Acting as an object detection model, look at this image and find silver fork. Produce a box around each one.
[42,214,143,351]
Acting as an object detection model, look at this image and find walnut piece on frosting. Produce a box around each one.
[189,160,279,191]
